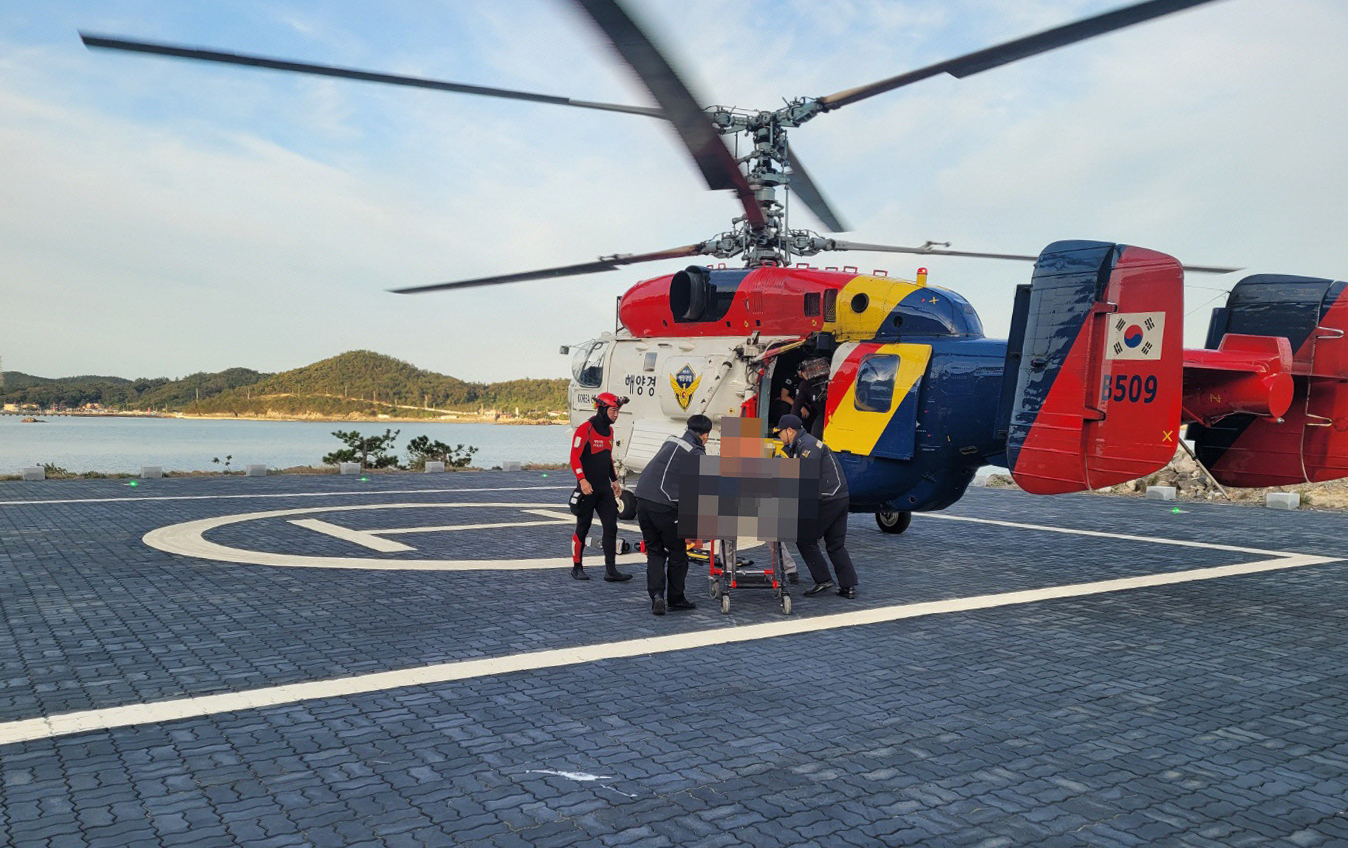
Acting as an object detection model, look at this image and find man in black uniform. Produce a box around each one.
[635,414,712,615]
[790,359,829,438]
[774,414,858,598]
[569,392,632,582]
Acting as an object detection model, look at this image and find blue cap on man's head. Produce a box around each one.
[775,414,804,433]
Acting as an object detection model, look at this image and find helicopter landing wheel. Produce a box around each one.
[709,580,721,599]
[875,509,912,534]
[720,595,731,615]
[617,490,637,521]
[781,595,792,615]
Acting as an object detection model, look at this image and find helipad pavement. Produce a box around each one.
[1,471,1346,847]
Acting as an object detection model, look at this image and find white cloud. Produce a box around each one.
[3,0,1347,381]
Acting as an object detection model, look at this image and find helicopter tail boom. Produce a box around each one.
[1189,275,1348,486]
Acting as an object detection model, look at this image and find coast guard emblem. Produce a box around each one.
[671,364,701,410]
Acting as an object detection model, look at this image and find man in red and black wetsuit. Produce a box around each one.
[570,393,632,582]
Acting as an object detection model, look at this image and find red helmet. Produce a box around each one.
[595,392,629,409]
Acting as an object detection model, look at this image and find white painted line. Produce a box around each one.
[288,519,415,553]
[0,484,571,507]
[344,509,627,537]
[922,513,1304,557]
[143,503,645,570]
[145,502,1300,572]
[525,509,583,521]
[381,519,572,535]
[525,508,642,535]
[525,506,641,531]
[0,550,1338,747]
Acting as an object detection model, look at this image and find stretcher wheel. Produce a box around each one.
[709,580,721,599]
[720,595,731,615]
[781,596,792,615]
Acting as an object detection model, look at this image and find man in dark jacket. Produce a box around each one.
[635,414,712,615]
[790,359,830,438]
[774,414,858,598]
[570,392,632,582]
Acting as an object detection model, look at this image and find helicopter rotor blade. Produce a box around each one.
[830,240,1239,274]
[831,241,1041,262]
[785,144,847,233]
[568,0,766,229]
[80,33,667,119]
[817,0,1226,111]
[390,243,711,294]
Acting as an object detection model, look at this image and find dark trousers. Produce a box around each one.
[637,499,690,602]
[573,485,618,567]
[795,496,857,588]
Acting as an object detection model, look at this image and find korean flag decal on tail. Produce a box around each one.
[1106,312,1165,361]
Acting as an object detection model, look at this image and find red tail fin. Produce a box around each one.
[1006,241,1183,494]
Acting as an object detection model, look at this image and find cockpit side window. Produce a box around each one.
[854,354,899,413]
[571,341,609,388]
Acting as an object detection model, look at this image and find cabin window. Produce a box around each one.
[854,354,899,413]
[823,289,838,322]
[643,352,658,372]
[571,340,609,388]
[803,292,821,317]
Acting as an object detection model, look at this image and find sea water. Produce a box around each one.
[0,416,571,474]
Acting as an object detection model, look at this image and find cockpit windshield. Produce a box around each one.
[571,340,609,388]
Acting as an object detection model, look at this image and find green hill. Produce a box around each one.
[194,351,565,418]
[139,368,270,408]
[1,352,567,417]
[0,371,157,408]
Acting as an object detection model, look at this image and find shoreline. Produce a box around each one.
[4,411,568,426]
[176,413,566,425]
[1,463,570,481]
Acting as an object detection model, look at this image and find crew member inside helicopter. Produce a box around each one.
[767,348,810,429]
[570,392,633,583]
[770,363,799,428]
[790,357,831,438]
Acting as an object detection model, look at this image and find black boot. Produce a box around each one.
[604,567,632,582]
[572,564,589,581]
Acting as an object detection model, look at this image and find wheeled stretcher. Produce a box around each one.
[691,539,792,615]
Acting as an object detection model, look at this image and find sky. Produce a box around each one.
[3,0,1347,383]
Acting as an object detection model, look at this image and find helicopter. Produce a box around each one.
[81,0,1348,532]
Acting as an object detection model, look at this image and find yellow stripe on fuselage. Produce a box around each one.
[824,343,932,457]
[825,276,929,342]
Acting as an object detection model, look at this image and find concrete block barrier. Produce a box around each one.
[424,461,445,473]
[141,466,163,479]
[1266,492,1300,510]
[1145,486,1176,501]
[503,461,523,472]
[339,462,361,475]
[246,464,267,477]
[21,466,43,481]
